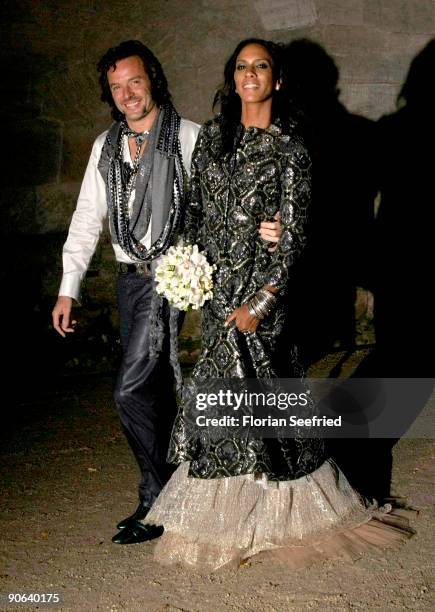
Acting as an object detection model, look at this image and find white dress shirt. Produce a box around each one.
[59,118,200,301]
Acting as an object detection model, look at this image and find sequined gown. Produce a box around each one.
[170,118,325,481]
[145,118,415,571]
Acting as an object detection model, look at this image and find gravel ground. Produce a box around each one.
[1,360,434,612]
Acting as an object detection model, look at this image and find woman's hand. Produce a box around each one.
[225,304,259,334]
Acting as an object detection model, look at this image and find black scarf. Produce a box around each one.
[98,102,186,263]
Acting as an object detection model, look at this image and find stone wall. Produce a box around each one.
[1,0,433,380]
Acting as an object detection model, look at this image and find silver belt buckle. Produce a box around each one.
[136,262,151,276]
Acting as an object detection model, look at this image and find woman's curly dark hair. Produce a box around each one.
[97,40,171,121]
[213,38,286,153]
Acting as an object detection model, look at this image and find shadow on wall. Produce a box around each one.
[333,39,435,502]
[280,39,377,368]
[371,37,435,379]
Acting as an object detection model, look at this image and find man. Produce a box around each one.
[52,40,280,545]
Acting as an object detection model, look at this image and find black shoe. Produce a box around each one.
[116,501,151,530]
[111,521,163,544]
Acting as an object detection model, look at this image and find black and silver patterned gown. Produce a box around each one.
[145,118,413,572]
[168,117,324,480]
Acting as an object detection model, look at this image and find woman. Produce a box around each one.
[145,39,414,571]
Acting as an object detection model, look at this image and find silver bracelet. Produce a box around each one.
[247,288,277,320]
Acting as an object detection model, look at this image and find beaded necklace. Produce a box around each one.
[104,103,186,262]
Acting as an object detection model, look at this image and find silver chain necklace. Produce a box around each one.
[120,128,150,204]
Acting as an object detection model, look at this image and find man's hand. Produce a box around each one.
[259,211,282,252]
[52,296,76,338]
[225,304,259,334]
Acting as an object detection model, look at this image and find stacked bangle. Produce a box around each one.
[247,288,277,320]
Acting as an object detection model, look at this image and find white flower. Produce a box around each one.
[155,244,216,311]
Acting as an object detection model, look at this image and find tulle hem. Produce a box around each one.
[145,460,416,571]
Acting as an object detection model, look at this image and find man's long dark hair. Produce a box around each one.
[213,38,285,154]
[97,40,171,121]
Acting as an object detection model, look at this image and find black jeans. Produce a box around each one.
[114,273,177,507]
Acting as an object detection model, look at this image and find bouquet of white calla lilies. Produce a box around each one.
[155,244,215,311]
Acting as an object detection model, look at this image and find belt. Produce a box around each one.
[118,262,153,277]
